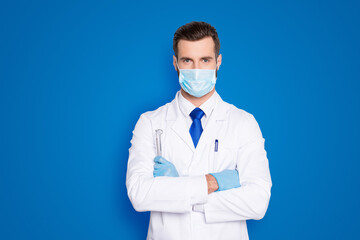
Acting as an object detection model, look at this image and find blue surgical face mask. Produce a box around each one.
[176,60,218,98]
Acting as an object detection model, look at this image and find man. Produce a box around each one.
[126,21,272,240]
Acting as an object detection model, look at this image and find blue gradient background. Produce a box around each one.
[1,1,359,239]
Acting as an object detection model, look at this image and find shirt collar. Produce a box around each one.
[178,90,218,118]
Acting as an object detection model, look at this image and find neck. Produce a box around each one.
[180,88,215,107]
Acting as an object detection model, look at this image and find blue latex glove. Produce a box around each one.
[210,169,240,192]
[153,156,179,177]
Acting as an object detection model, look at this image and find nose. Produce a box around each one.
[193,62,200,69]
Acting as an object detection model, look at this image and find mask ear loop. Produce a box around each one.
[176,59,181,71]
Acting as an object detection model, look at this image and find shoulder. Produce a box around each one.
[218,97,263,138]
[218,97,257,123]
[131,101,173,141]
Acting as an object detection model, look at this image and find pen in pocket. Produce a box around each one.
[214,139,218,152]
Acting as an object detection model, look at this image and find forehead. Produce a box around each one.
[177,36,216,58]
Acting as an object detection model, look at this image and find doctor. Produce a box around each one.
[126,21,272,240]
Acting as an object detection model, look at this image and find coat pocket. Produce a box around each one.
[210,143,238,172]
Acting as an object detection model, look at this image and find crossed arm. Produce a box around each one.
[126,114,272,222]
[153,155,239,194]
[153,156,221,194]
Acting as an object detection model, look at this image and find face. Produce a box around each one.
[173,36,222,72]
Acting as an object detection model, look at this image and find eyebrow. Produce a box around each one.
[179,56,214,61]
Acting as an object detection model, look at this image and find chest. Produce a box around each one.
[162,120,240,176]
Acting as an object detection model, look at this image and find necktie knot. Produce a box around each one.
[190,108,205,121]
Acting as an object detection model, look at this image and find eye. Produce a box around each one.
[203,59,210,63]
[182,58,192,65]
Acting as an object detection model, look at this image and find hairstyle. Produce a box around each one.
[173,21,220,60]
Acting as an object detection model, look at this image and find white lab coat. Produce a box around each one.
[126,91,272,240]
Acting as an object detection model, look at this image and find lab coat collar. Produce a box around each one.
[178,90,218,120]
[167,90,226,121]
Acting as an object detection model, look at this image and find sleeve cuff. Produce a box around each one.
[188,175,208,205]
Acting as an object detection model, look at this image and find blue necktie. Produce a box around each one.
[189,108,205,148]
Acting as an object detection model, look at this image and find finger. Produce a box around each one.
[153,169,163,177]
[154,163,162,170]
[154,156,162,163]
[154,156,167,164]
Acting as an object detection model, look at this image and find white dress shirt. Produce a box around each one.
[178,90,218,131]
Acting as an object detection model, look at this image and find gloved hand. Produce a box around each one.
[209,169,240,192]
[153,156,179,177]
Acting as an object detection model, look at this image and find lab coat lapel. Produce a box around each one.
[166,95,195,152]
[195,96,228,151]
[171,117,195,152]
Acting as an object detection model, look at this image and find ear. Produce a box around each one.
[216,54,222,70]
[173,55,178,71]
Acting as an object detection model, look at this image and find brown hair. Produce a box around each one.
[173,21,220,60]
